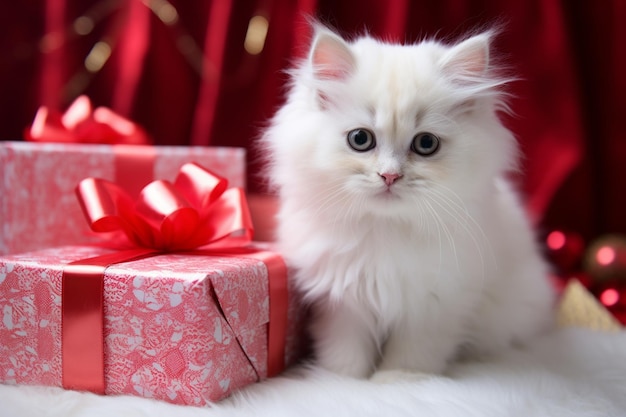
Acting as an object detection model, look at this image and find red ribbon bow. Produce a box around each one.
[62,163,287,395]
[25,95,152,145]
[76,162,253,251]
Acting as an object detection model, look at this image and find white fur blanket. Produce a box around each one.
[2,328,625,417]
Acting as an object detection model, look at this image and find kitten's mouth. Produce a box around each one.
[376,186,400,199]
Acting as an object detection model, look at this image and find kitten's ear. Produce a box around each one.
[440,33,490,79]
[309,27,356,81]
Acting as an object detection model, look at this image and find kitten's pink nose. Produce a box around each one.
[379,172,402,186]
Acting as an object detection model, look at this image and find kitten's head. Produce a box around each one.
[264,26,517,222]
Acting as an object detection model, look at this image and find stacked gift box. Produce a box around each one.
[0,244,305,405]
[0,100,307,406]
[0,141,247,255]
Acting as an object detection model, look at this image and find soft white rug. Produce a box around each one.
[2,327,625,417]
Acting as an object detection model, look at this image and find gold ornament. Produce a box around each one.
[557,279,622,332]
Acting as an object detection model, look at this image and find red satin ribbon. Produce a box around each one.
[62,248,157,393]
[113,145,157,199]
[62,163,287,393]
[75,162,253,251]
[24,95,152,145]
[240,250,288,377]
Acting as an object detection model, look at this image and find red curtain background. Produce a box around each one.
[1,1,625,245]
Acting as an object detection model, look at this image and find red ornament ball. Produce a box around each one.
[583,234,626,283]
[544,230,585,272]
[592,278,626,325]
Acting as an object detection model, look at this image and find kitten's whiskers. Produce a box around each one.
[429,184,497,269]
[420,200,444,276]
[426,194,484,280]
[423,198,460,279]
[305,179,349,222]
[422,189,494,293]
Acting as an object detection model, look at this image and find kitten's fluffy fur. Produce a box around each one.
[262,26,555,378]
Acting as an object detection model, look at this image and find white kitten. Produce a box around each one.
[261,25,556,379]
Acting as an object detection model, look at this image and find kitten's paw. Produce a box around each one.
[369,369,434,384]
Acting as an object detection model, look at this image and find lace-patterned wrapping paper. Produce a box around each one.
[0,142,246,255]
[0,246,305,405]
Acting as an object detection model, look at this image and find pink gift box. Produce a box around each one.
[0,245,305,405]
[0,141,246,255]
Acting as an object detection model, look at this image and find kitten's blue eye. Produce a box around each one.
[347,129,376,152]
[411,132,440,156]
